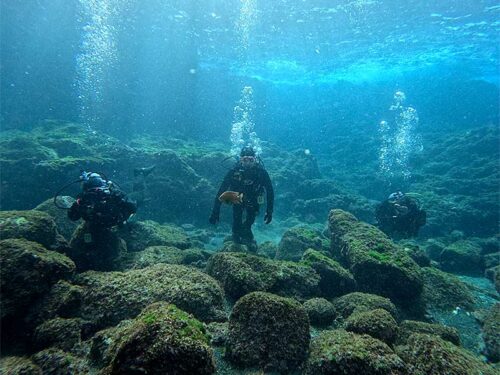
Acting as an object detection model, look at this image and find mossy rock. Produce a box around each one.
[396,333,496,374]
[31,348,89,375]
[328,209,423,307]
[305,329,407,374]
[344,308,399,345]
[0,238,75,320]
[33,318,82,352]
[34,196,79,241]
[397,320,460,346]
[109,302,215,375]
[421,267,475,311]
[332,292,398,322]
[440,240,484,275]
[226,292,310,372]
[301,249,356,298]
[75,263,225,332]
[206,322,228,346]
[303,298,336,326]
[0,210,59,248]
[117,220,191,251]
[257,240,278,258]
[89,320,136,368]
[482,303,499,363]
[485,265,500,293]
[118,245,208,270]
[276,225,325,261]
[206,252,320,301]
[0,356,42,375]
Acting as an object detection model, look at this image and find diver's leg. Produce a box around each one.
[232,205,244,243]
[242,205,258,242]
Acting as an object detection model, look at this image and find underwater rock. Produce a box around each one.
[257,240,278,258]
[331,292,398,321]
[396,320,461,346]
[117,245,209,270]
[482,303,499,363]
[0,356,42,374]
[485,265,500,293]
[33,318,82,352]
[276,225,326,261]
[301,249,356,298]
[226,291,310,372]
[68,223,126,272]
[34,196,79,241]
[0,238,75,320]
[329,209,423,307]
[31,348,89,375]
[420,267,475,311]
[396,333,496,375]
[74,263,225,332]
[0,210,59,248]
[303,297,336,326]
[440,240,484,275]
[89,319,135,368]
[423,238,447,261]
[206,322,229,346]
[344,308,399,346]
[108,302,215,375]
[206,252,320,301]
[305,329,407,375]
[117,220,191,252]
[483,252,500,270]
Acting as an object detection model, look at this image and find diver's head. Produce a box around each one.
[240,146,257,168]
[81,171,107,191]
[388,191,405,202]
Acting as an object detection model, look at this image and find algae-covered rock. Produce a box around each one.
[305,329,407,374]
[421,267,475,311]
[276,225,325,261]
[397,320,460,346]
[31,348,89,375]
[34,196,79,241]
[257,240,278,258]
[0,210,59,248]
[482,303,499,363]
[396,333,496,374]
[68,223,126,271]
[33,318,82,352]
[344,308,399,345]
[109,302,215,375]
[301,249,356,298]
[303,298,336,326]
[485,265,500,293]
[440,240,484,275]
[206,252,320,300]
[75,263,225,331]
[206,322,228,346]
[329,209,423,307]
[0,356,42,375]
[331,292,398,321]
[0,238,75,319]
[118,245,208,270]
[117,220,191,251]
[226,292,310,372]
[89,320,135,368]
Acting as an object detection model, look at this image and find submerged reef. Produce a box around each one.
[0,122,498,373]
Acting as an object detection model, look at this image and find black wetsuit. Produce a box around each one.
[212,163,274,243]
[375,196,426,238]
[68,186,137,231]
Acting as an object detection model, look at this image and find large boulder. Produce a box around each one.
[396,320,460,346]
[303,298,336,326]
[301,249,356,298]
[344,308,399,345]
[226,292,310,372]
[89,320,135,368]
[117,220,191,252]
[74,263,225,332]
[206,252,320,300]
[0,239,75,320]
[0,210,59,248]
[305,329,407,374]
[482,303,499,363]
[34,196,79,241]
[276,226,326,261]
[0,356,42,374]
[31,348,89,375]
[33,317,82,352]
[117,245,209,270]
[439,240,484,275]
[108,303,215,375]
[328,209,423,307]
[396,333,496,374]
[331,292,399,322]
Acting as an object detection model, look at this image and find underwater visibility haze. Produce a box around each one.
[0,0,499,374]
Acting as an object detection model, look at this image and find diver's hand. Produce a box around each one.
[209,212,219,225]
[264,211,273,224]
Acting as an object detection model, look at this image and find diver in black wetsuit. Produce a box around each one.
[209,146,274,249]
[375,191,426,238]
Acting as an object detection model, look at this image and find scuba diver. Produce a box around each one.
[209,146,274,250]
[375,191,426,238]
